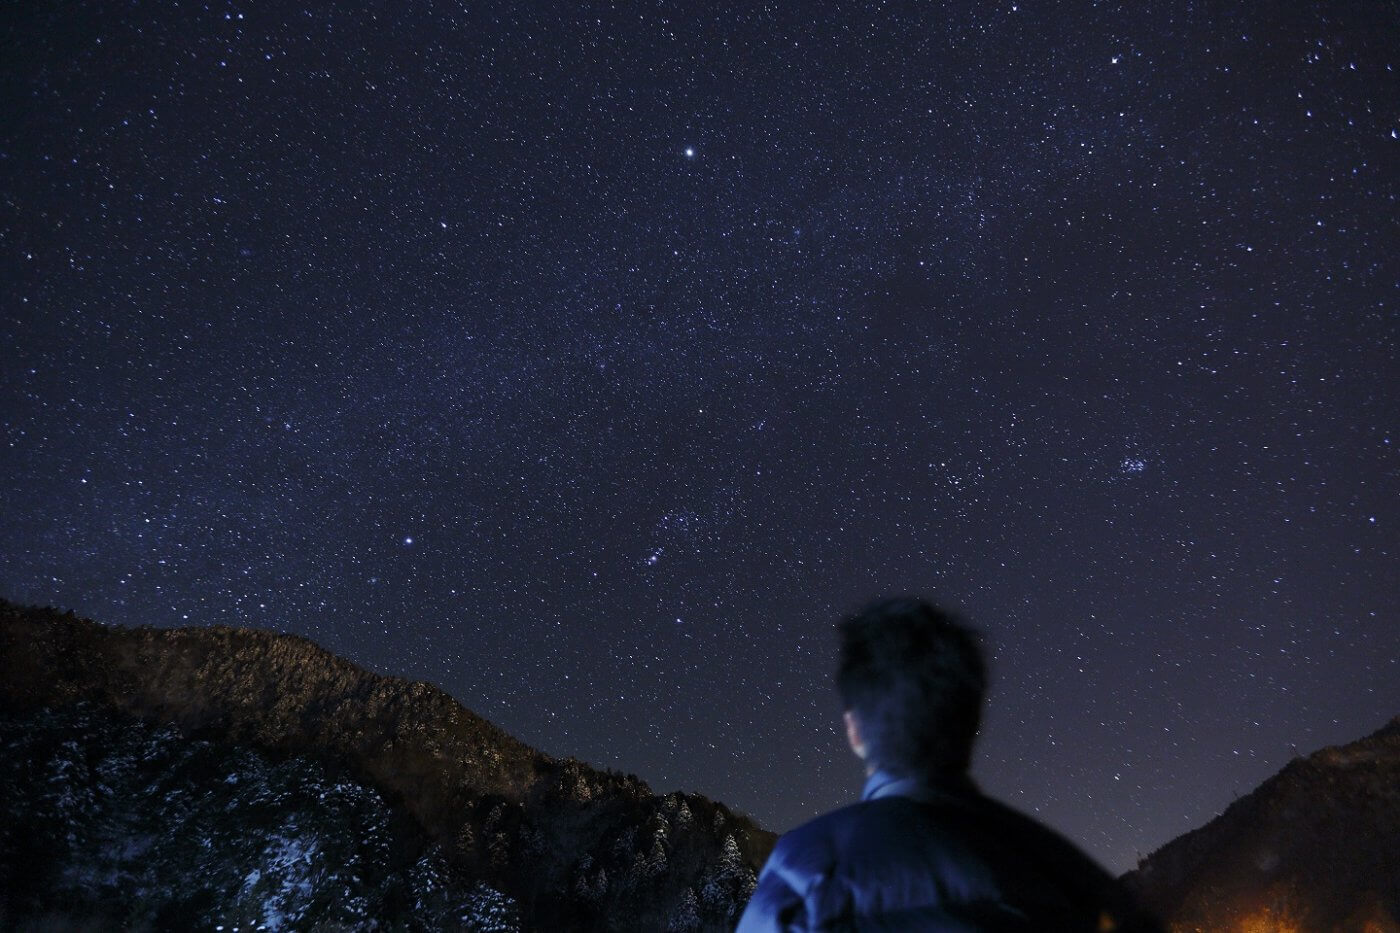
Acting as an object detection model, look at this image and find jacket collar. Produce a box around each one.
[861,767,977,804]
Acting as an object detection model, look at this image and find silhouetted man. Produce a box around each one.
[736,598,1159,932]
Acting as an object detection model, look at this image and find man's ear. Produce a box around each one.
[843,710,865,759]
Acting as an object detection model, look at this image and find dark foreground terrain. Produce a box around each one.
[0,601,770,931]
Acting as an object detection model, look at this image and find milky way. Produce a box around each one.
[3,1,1397,872]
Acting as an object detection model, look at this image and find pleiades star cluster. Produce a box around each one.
[2,1,1396,872]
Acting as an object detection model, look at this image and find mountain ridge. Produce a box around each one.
[1123,714,1400,931]
[0,598,774,931]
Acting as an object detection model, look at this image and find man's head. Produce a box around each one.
[836,597,987,777]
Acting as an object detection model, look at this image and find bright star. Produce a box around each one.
[684,147,695,158]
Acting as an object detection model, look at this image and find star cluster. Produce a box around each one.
[2,1,1397,871]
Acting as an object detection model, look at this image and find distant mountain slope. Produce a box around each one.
[0,600,774,931]
[1123,716,1400,932]
[1,702,518,931]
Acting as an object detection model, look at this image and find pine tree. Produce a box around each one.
[666,887,702,932]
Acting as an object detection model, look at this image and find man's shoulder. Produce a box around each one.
[774,786,1099,853]
[768,794,967,875]
[768,799,866,867]
[756,793,1043,929]
[768,787,1116,898]
[754,787,1159,932]
[775,794,924,842]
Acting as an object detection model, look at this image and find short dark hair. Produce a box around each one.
[836,598,987,776]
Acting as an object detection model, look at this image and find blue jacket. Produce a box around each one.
[736,769,1155,932]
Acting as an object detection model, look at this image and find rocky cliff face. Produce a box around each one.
[0,600,774,931]
[1123,717,1400,932]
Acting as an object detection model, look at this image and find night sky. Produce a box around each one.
[3,1,1397,874]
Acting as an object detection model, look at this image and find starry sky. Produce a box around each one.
[3,0,1397,874]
